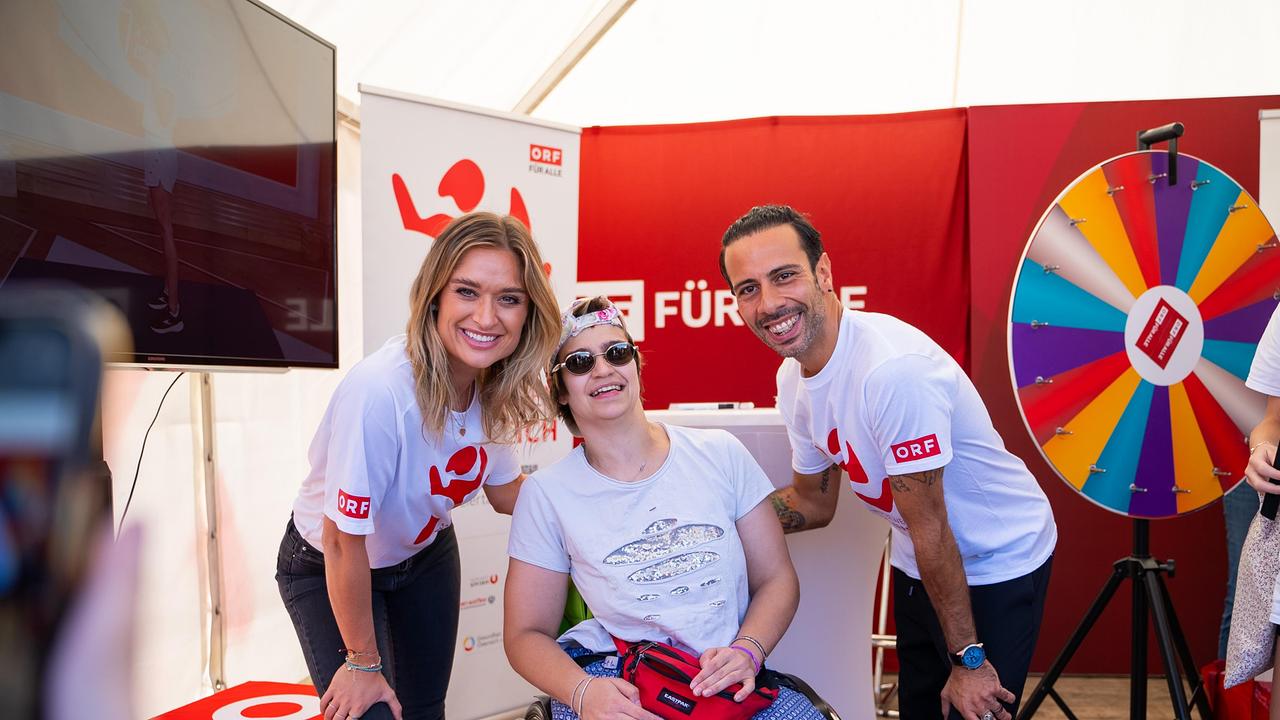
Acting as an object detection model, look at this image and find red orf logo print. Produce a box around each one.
[392,159,532,238]
[415,445,490,544]
[827,428,894,513]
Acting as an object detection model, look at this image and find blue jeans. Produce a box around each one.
[275,518,460,720]
[1221,484,1259,658]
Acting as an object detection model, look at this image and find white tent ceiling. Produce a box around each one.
[262,0,1280,127]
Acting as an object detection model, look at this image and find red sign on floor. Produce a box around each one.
[151,681,318,720]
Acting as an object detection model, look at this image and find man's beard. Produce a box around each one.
[755,291,827,359]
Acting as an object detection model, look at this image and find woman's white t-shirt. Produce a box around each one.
[292,335,518,568]
[508,425,775,655]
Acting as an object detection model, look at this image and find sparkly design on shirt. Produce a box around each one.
[603,524,724,566]
[643,518,678,535]
[627,551,721,585]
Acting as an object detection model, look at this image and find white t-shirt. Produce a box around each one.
[1247,304,1280,397]
[508,425,775,656]
[776,311,1057,585]
[292,335,518,568]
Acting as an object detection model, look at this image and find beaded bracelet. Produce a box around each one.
[730,644,760,674]
[344,659,384,673]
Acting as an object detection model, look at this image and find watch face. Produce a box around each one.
[962,645,985,669]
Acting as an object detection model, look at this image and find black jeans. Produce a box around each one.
[894,556,1053,720]
[276,518,461,720]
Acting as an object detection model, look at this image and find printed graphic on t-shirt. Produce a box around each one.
[337,489,371,519]
[415,445,490,544]
[602,518,727,615]
[827,428,896,514]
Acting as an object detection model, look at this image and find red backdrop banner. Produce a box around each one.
[968,95,1280,675]
[578,110,969,410]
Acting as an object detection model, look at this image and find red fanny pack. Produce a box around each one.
[612,638,778,720]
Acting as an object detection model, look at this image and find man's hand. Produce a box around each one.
[320,666,402,720]
[940,661,1014,720]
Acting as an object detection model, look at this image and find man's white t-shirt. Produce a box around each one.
[508,425,775,656]
[777,311,1057,585]
[292,335,518,568]
[1247,304,1280,396]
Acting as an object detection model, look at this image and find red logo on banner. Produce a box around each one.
[827,428,894,513]
[392,158,531,238]
[415,445,490,544]
[529,144,562,165]
[890,434,941,462]
[1136,299,1187,369]
[337,489,370,519]
[151,681,319,719]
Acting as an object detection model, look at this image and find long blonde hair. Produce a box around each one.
[405,212,560,443]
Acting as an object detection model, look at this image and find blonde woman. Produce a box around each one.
[277,213,560,720]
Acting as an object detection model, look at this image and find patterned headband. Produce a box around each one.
[556,299,626,355]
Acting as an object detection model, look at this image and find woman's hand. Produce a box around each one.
[1246,442,1280,494]
[691,645,758,701]
[320,666,403,720]
[580,677,662,720]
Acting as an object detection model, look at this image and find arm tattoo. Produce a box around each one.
[819,466,832,494]
[770,493,808,533]
[889,468,942,494]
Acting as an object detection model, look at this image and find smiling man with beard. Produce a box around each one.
[719,205,1057,720]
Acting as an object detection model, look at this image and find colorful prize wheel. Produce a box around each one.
[1009,150,1280,518]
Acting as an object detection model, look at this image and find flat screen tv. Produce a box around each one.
[0,0,337,368]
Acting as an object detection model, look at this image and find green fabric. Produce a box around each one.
[559,580,593,636]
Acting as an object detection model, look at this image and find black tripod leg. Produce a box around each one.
[1018,566,1126,719]
[1132,561,1148,720]
[1154,573,1214,720]
[1144,571,1192,720]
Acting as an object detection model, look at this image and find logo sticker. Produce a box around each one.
[890,434,941,462]
[656,688,696,715]
[1135,298,1187,370]
[336,489,370,519]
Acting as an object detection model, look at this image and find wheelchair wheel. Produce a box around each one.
[775,672,842,720]
[525,696,554,720]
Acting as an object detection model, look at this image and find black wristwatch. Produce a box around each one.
[951,643,985,669]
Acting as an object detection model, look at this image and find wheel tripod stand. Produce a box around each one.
[1018,520,1211,720]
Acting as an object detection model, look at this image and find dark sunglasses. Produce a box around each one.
[552,341,637,375]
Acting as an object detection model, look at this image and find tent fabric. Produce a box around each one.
[260,0,1280,126]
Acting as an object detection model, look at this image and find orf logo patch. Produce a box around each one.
[337,489,370,519]
[890,434,941,462]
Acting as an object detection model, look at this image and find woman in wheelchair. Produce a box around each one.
[504,297,824,720]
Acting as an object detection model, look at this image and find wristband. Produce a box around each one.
[733,635,767,660]
[730,644,760,674]
[344,660,383,673]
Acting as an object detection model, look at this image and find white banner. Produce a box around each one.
[359,85,580,720]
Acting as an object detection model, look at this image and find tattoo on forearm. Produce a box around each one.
[770,494,807,533]
[819,466,832,494]
[889,468,942,493]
